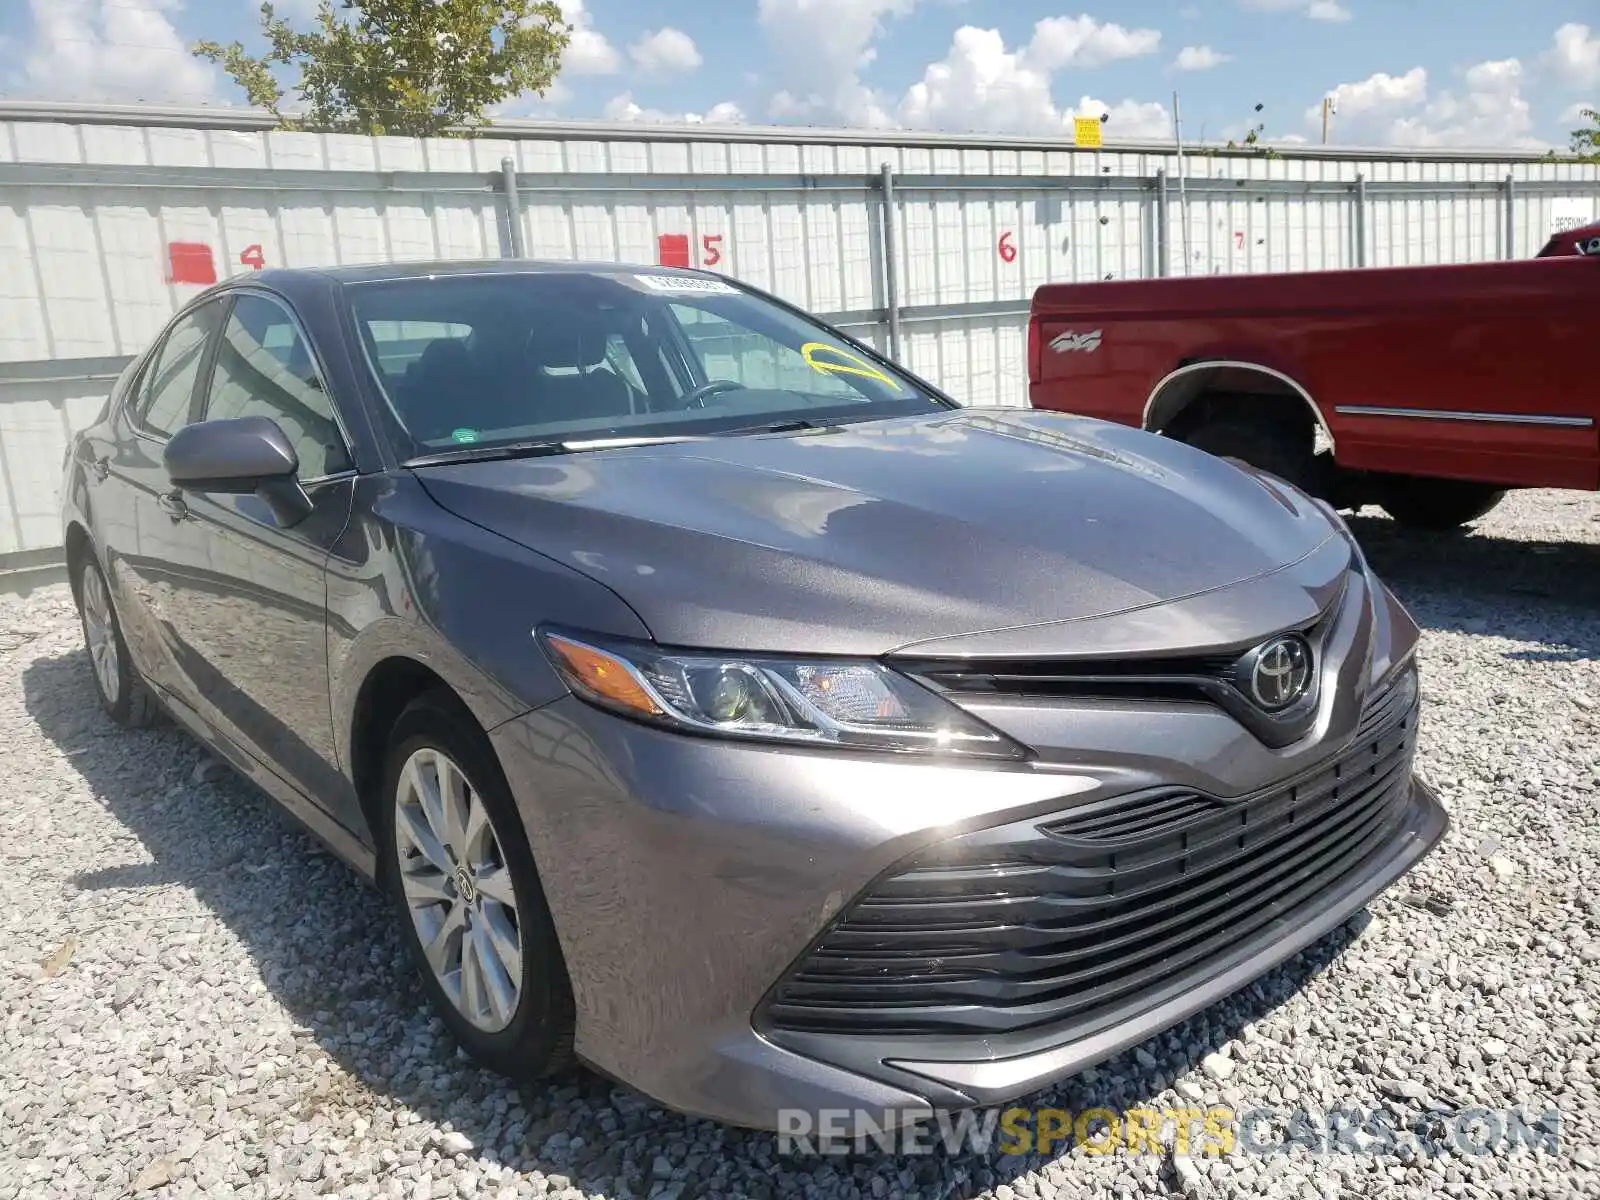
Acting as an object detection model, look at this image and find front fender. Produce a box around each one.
[325,473,654,772]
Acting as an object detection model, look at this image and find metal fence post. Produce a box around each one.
[1154,168,1170,278]
[1354,174,1367,267]
[500,157,525,259]
[879,163,903,360]
[1504,173,1516,260]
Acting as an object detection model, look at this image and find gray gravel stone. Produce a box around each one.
[4,491,1600,1200]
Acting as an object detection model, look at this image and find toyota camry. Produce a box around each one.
[60,260,1447,1130]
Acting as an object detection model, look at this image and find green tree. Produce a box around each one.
[1571,107,1600,163]
[194,0,569,137]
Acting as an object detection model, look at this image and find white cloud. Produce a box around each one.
[1240,0,1350,21]
[1026,15,1162,69]
[491,79,573,118]
[1316,66,1428,120]
[1174,45,1229,71]
[898,26,1057,132]
[628,28,702,75]
[758,0,915,126]
[1549,23,1600,89]
[896,21,1166,137]
[1075,96,1174,138]
[603,93,745,125]
[1311,60,1543,149]
[15,0,217,103]
[559,0,621,74]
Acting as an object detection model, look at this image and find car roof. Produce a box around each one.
[246,260,729,288]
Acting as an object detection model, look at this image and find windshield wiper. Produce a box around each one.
[404,440,570,467]
[404,434,701,468]
[711,418,823,437]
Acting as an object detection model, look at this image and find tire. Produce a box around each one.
[1380,478,1506,531]
[1182,416,1329,499]
[379,690,575,1081]
[74,555,160,728]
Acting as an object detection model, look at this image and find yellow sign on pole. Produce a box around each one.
[1073,116,1104,149]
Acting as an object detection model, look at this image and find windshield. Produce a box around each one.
[346,270,949,458]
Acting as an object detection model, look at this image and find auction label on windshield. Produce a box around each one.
[634,274,739,294]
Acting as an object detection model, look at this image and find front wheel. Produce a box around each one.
[1380,478,1506,531]
[74,555,159,728]
[380,692,575,1080]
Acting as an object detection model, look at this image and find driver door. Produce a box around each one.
[156,291,362,826]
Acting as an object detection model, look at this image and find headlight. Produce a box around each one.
[539,629,1027,760]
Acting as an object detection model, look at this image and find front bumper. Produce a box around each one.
[490,652,1446,1131]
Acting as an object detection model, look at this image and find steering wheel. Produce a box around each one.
[681,380,744,409]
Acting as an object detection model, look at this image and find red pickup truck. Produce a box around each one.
[1028,221,1600,529]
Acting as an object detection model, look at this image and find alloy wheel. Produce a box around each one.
[393,748,524,1033]
[80,565,121,703]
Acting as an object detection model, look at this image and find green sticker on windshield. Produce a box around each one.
[451,428,480,444]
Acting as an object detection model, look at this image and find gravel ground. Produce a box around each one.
[3,489,1599,1200]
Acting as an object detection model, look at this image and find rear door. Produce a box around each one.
[156,290,362,826]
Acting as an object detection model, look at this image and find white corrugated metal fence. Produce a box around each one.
[2,104,1597,567]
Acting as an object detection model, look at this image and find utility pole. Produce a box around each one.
[1321,95,1337,145]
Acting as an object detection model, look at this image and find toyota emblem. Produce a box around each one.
[1243,634,1313,711]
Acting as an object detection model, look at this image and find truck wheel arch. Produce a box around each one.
[1142,361,1336,454]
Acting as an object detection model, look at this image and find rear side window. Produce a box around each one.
[203,294,352,480]
[136,301,223,437]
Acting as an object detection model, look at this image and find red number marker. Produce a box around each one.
[701,234,723,266]
[239,244,266,270]
[998,231,1017,263]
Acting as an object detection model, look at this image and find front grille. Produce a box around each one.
[906,651,1243,703]
[894,579,1353,752]
[763,669,1419,1039]
[895,578,1347,708]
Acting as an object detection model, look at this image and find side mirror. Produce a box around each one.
[164,416,312,526]
[1578,236,1600,257]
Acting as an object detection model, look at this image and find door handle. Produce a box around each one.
[158,491,190,521]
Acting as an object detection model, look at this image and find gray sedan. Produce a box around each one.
[59,261,1447,1130]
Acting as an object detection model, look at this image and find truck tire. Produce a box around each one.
[1380,478,1506,531]
[1181,417,1327,498]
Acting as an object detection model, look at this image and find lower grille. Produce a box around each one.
[764,669,1419,1038]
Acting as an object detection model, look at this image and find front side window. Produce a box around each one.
[203,294,351,479]
[136,301,223,438]
[346,271,946,457]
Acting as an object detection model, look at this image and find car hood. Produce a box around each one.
[413,408,1346,657]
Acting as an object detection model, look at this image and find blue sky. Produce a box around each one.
[2,1,1597,149]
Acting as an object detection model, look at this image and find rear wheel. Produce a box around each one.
[74,556,159,728]
[380,691,575,1080]
[1380,478,1506,530]
[1181,416,1330,498]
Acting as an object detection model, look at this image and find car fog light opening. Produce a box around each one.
[540,630,1026,760]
